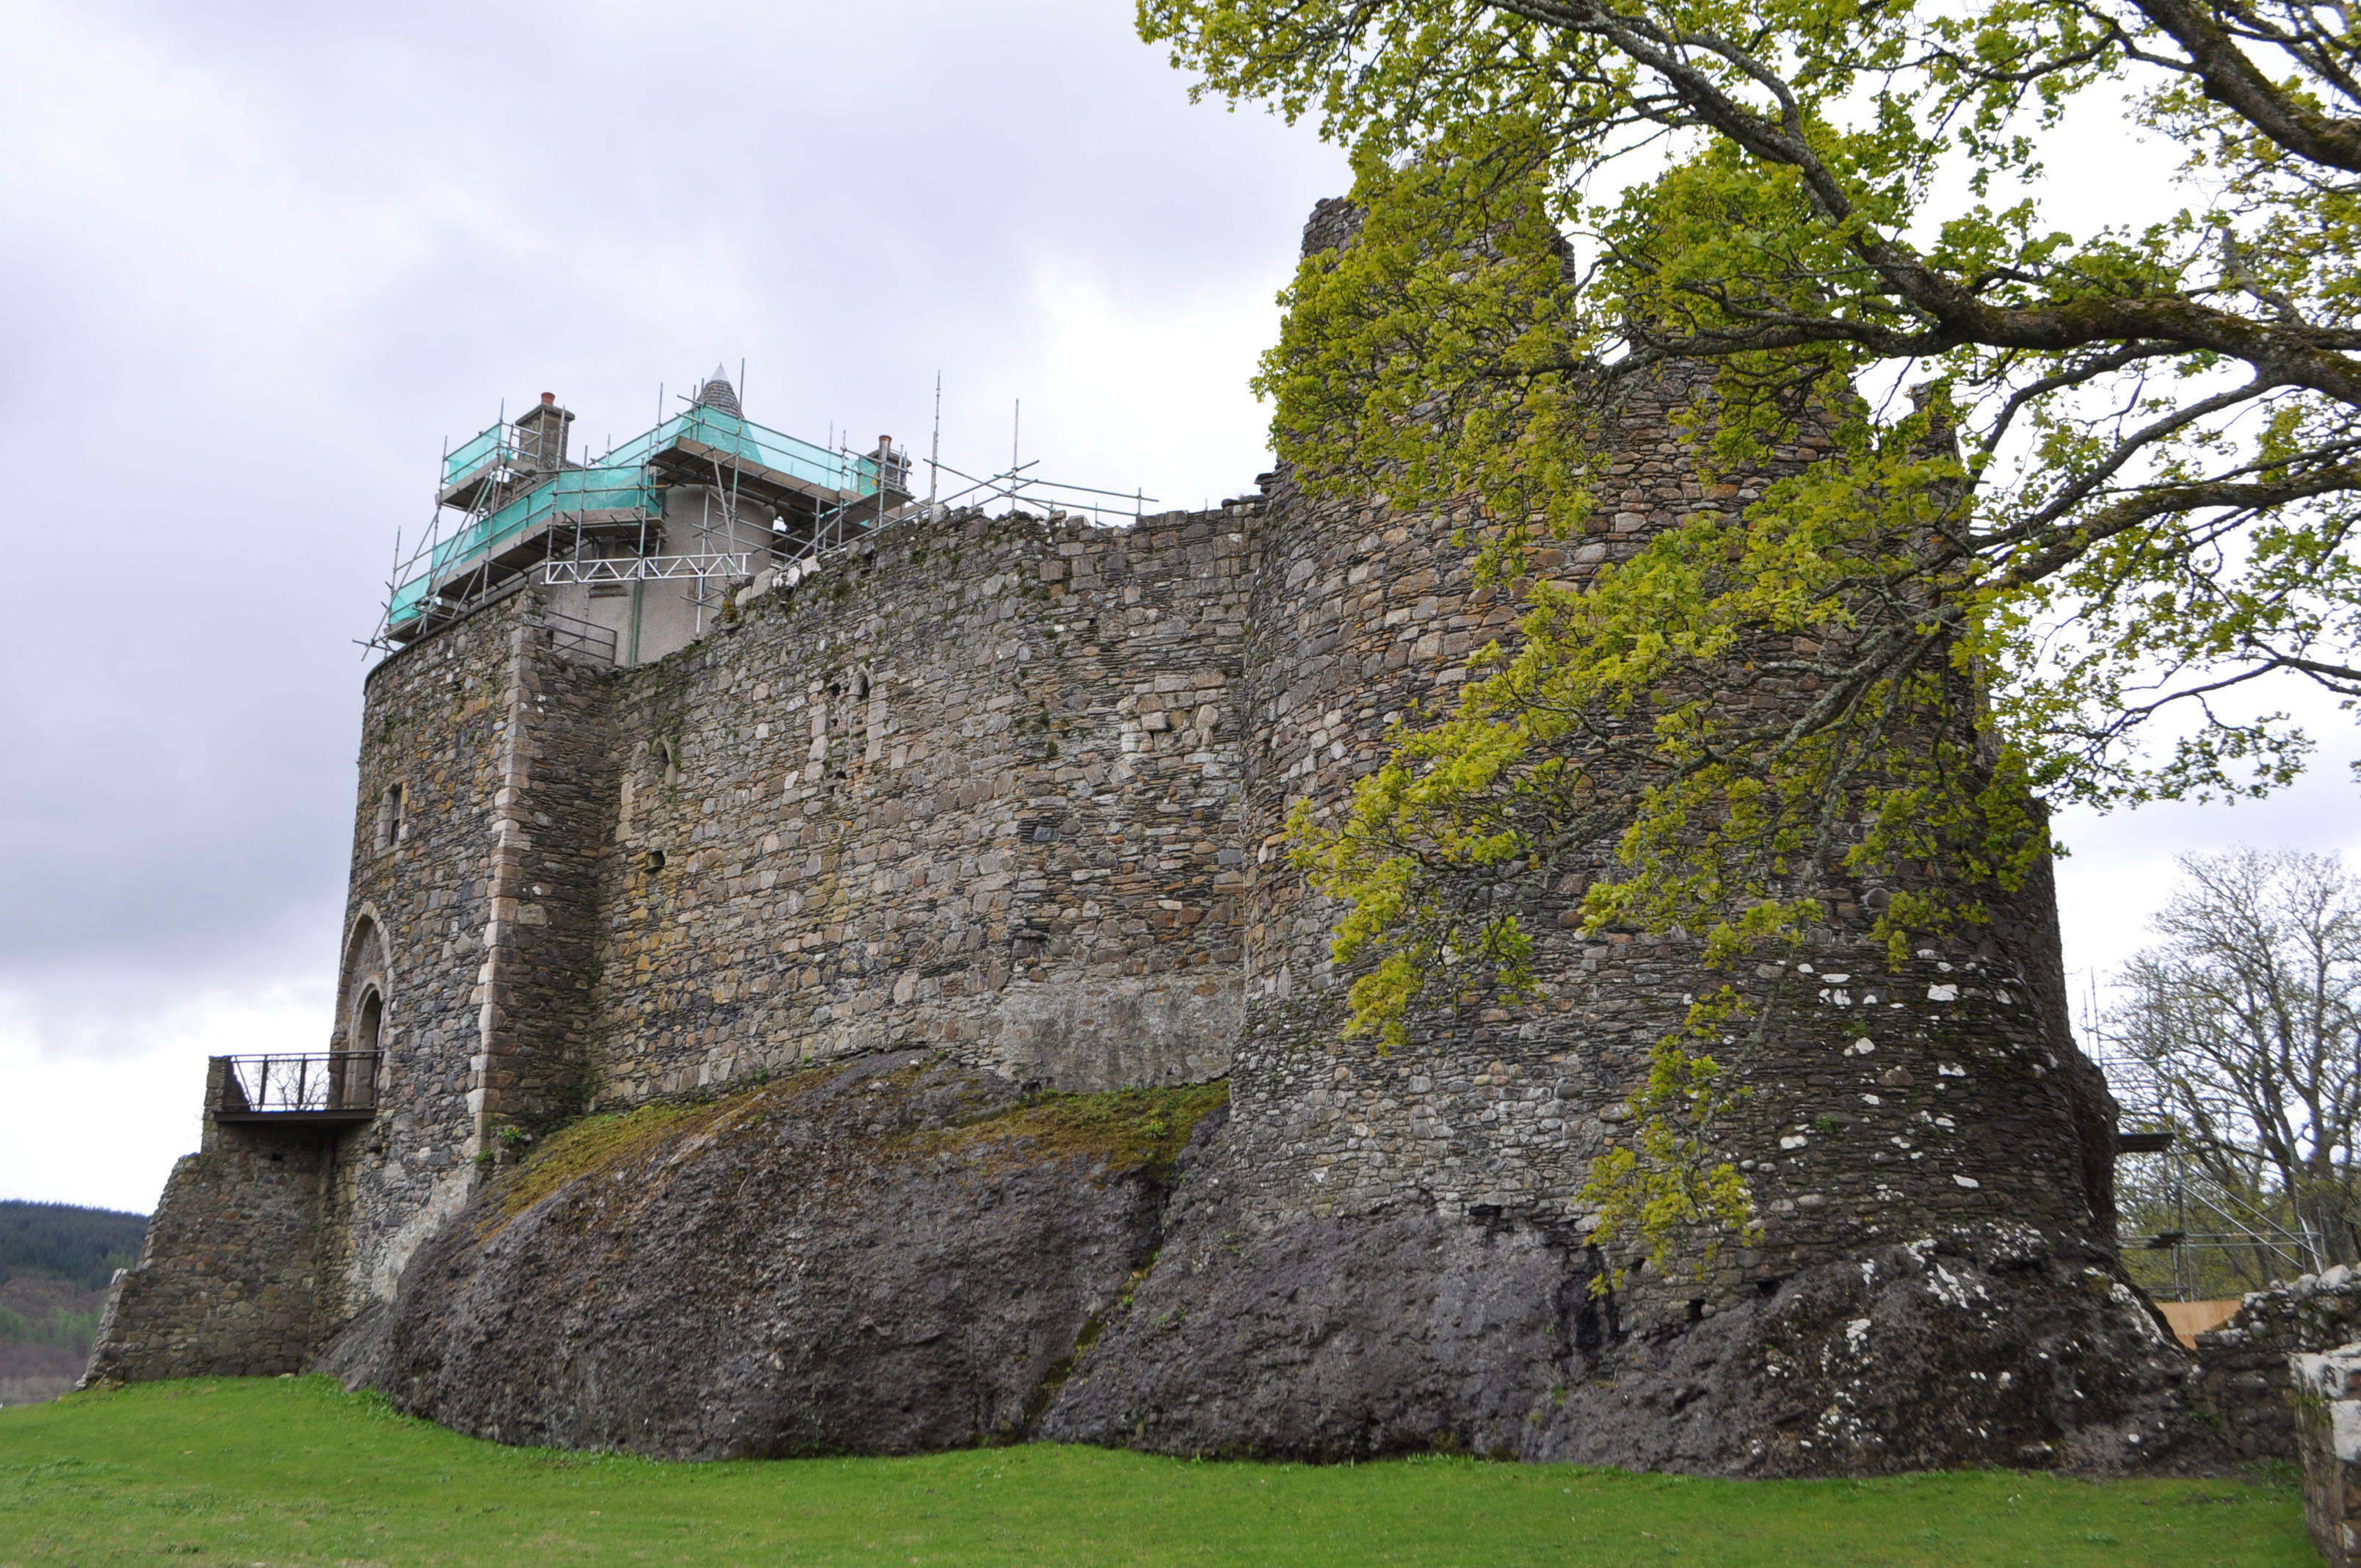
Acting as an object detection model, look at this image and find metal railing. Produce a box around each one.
[391,464,666,632]
[442,421,519,493]
[532,608,620,665]
[214,1053,381,1119]
[540,551,750,586]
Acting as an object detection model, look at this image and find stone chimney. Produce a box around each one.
[514,391,574,471]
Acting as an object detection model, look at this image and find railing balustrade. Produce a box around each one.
[212,1053,381,1120]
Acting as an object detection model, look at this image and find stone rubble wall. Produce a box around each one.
[584,506,1252,1103]
[84,1067,333,1382]
[2192,1268,2361,1462]
[1034,349,2188,1471]
[280,504,1255,1351]
[2291,1340,2361,1565]
[1219,363,2120,1329]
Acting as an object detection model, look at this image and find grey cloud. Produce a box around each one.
[0,1,1343,1037]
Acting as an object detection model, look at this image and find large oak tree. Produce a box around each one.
[1142,0,2361,1039]
[1143,0,2361,1273]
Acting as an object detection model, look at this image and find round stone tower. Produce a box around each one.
[1040,207,2204,1475]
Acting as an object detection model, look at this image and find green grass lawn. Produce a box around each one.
[0,1377,2314,1567]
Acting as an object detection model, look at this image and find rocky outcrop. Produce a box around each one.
[330,1050,2224,1473]
[1039,1138,2216,1476]
[325,1053,1222,1459]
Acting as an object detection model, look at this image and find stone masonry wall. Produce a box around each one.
[584,504,1252,1102]
[474,614,617,1140]
[283,504,1261,1346]
[316,594,567,1325]
[1220,364,2119,1328]
[1036,340,2188,1473]
[2193,1270,2361,1462]
[85,1070,332,1382]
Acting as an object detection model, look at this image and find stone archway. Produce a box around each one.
[334,910,391,1108]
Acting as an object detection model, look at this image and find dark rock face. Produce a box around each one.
[330,1054,1208,1459]
[336,1050,2222,1473]
[1041,1139,2218,1476]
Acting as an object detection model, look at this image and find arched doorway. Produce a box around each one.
[338,987,382,1111]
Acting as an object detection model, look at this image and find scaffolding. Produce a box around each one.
[2086,992,2324,1297]
[371,379,913,654]
[370,374,1156,662]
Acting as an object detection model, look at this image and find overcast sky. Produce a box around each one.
[1,0,2352,1215]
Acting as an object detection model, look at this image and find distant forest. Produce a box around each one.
[0,1200,146,1291]
[0,1201,145,1376]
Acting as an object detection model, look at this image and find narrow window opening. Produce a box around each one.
[374,784,406,852]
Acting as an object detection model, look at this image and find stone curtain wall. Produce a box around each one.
[586,507,1252,1102]
[276,503,1258,1361]
[85,1073,332,1382]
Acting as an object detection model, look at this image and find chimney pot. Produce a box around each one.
[541,392,556,406]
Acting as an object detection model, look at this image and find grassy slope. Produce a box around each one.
[0,1379,2313,1567]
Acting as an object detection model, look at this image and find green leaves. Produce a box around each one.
[1578,1007,1763,1296]
[1149,0,2361,1288]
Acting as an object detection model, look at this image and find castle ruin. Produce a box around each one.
[85,214,2214,1473]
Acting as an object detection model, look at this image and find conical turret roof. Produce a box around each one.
[695,365,741,417]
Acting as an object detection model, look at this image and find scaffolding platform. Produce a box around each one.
[608,404,907,519]
[382,378,913,650]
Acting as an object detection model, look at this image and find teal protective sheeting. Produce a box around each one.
[388,573,430,630]
[442,422,513,492]
[603,407,882,496]
[390,464,660,632]
[392,404,885,636]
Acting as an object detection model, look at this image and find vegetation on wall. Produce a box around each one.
[479,1068,1230,1240]
[1141,0,2361,1277]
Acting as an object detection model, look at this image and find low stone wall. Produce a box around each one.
[85,1078,333,1382]
[2192,1268,2361,1462]
[2292,1343,2361,1565]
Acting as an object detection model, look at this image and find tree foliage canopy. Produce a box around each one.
[1142,0,2361,1044]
